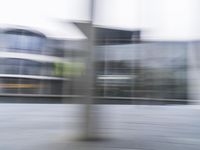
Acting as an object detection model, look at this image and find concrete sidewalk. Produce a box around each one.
[1,104,200,150]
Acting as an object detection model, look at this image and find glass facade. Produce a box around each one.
[95,42,188,100]
[0,29,68,96]
[0,27,189,103]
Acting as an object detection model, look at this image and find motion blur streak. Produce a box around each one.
[0,0,200,150]
[0,83,42,88]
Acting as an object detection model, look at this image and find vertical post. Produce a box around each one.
[82,0,99,140]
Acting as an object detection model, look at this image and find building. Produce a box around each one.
[0,22,86,103]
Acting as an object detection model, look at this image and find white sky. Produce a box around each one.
[0,0,91,23]
[0,0,199,40]
[0,0,90,39]
[94,0,200,40]
[141,0,200,41]
[93,0,140,30]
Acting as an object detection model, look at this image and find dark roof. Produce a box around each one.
[95,28,140,45]
[74,22,140,45]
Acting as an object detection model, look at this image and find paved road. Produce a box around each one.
[1,104,200,150]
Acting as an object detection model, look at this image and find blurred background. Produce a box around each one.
[1,0,200,150]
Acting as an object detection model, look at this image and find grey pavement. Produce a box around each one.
[0,104,200,150]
